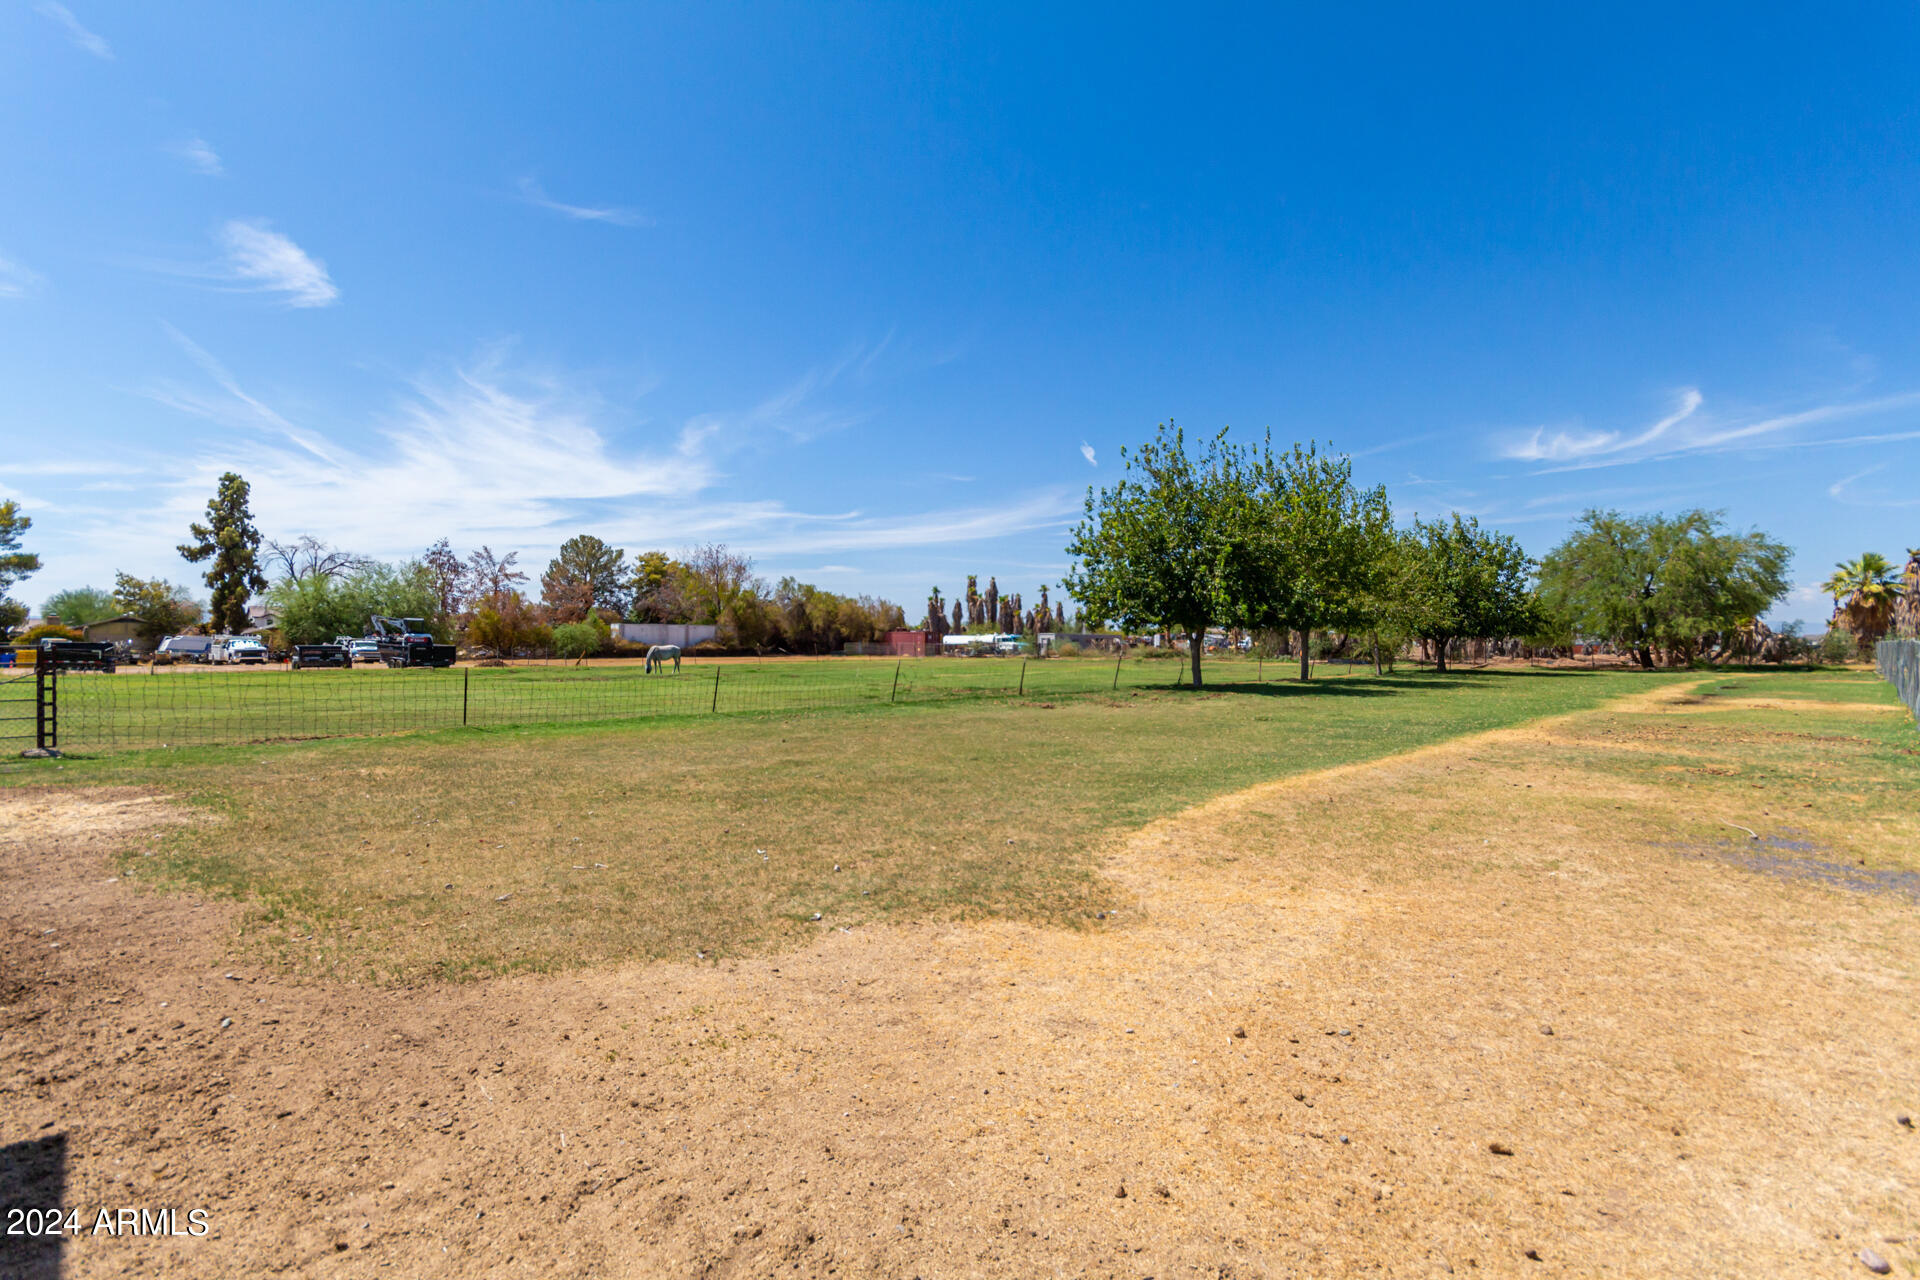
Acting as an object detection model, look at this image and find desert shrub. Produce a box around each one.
[552,621,601,660]
[1053,640,1083,658]
[1817,629,1854,664]
[17,623,84,644]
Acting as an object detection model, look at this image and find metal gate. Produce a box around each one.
[0,669,41,753]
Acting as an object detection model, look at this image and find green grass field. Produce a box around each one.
[41,651,1393,753]
[6,665,1730,982]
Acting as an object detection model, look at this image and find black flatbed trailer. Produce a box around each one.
[36,640,118,673]
[289,643,352,669]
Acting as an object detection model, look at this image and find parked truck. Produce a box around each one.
[367,616,456,668]
[209,635,269,665]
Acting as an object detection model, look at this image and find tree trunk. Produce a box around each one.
[1433,636,1449,673]
[1634,645,1654,669]
[1299,628,1311,681]
[1188,630,1204,688]
[1371,633,1380,675]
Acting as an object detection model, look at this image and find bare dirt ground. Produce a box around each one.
[3,687,1918,1279]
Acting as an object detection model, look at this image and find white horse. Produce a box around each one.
[644,644,682,674]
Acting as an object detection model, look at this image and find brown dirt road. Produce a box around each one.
[3,689,1917,1279]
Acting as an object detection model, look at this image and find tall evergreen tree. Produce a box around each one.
[0,499,40,631]
[541,534,628,622]
[177,472,266,634]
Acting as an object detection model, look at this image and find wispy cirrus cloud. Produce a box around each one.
[1827,464,1920,509]
[681,341,890,450]
[0,255,44,299]
[121,340,1074,572]
[36,1,111,59]
[1503,388,1704,464]
[1497,385,1920,473]
[146,323,340,464]
[169,135,224,176]
[215,219,338,307]
[516,177,650,228]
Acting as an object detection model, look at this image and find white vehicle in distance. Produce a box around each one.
[152,634,215,665]
[209,635,269,665]
[337,635,381,664]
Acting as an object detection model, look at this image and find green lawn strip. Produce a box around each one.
[45,653,1444,754]
[1556,670,1920,870]
[1692,667,1903,704]
[16,669,1690,982]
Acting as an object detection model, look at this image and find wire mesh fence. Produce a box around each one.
[40,653,1302,755]
[1877,639,1920,726]
[0,671,37,753]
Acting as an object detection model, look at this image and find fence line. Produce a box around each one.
[35,655,1256,755]
[1877,639,1920,726]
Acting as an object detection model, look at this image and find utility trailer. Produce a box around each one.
[289,643,352,670]
[367,616,457,668]
[37,639,118,673]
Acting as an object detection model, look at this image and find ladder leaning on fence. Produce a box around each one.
[1877,639,1920,726]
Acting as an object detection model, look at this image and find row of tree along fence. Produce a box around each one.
[8,653,1390,756]
[1876,639,1920,726]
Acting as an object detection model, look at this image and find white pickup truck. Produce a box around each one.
[209,635,269,665]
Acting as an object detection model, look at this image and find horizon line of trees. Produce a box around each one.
[1062,422,1831,687]
[6,462,1913,667]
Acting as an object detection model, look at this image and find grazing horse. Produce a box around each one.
[644,644,682,674]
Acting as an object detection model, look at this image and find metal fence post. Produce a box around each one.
[711,666,721,713]
[462,667,470,726]
[890,659,901,703]
[34,658,55,754]
[1113,651,1122,691]
[1018,659,1026,697]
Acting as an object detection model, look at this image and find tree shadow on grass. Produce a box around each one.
[1170,668,1612,699]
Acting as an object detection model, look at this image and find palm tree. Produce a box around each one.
[1823,552,1905,646]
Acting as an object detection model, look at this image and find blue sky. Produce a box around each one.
[6,3,1918,626]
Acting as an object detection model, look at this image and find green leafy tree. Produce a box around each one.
[467,590,550,655]
[0,499,41,629]
[1224,439,1395,681]
[541,534,628,623]
[265,560,447,645]
[1389,515,1538,673]
[263,575,361,646]
[683,544,758,626]
[178,472,267,634]
[552,614,611,661]
[1537,510,1790,667]
[42,586,119,627]
[112,574,205,646]
[1064,422,1237,688]
[628,551,690,622]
